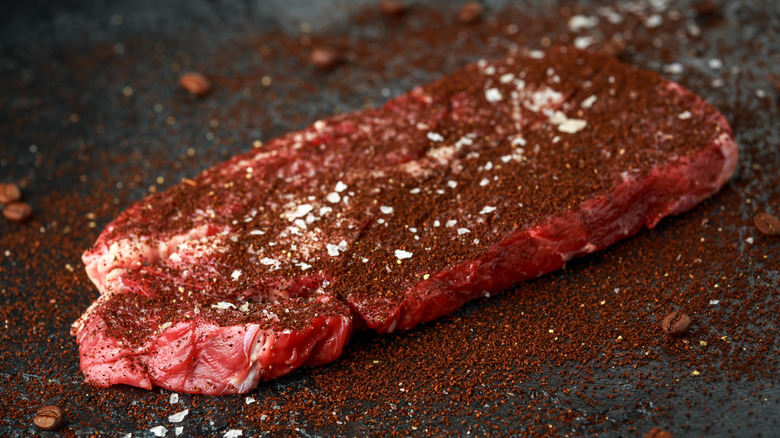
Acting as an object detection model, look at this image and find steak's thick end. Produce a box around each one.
[74,47,737,394]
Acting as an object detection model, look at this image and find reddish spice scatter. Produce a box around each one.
[1,1,779,437]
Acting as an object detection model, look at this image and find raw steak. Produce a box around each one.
[73,47,738,395]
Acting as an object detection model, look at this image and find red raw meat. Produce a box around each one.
[73,47,738,394]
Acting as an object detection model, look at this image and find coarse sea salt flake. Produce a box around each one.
[447,180,458,188]
[223,430,243,438]
[479,206,497,214]
[427,132,445,142]
[678,111,692,120]
[664,63,684,74]
[485,88,502,103]
[326,192,340,203]
[510,136,526,146]
[446,220,457,227]
[380,206,394,214]
[558,118,588,134]
[335,181,348,192]
[645,14,662,28]
[150,426,167,437]
[260,258,276,266]
[573,36,594,49]
[249,230,265,235]
[327,244,340,256]
[175,426,183,436]
[395,249,413,260]
[245,397,256,405]
[170,394,179,404]
[500,73,514,83]
[568,15,598,31]
[212,302,236,310]
[288,204,313,219]
[479,178,490,186]
[169,409,189,423]
[231,270,242,280]
[709,300,720,305]
[581,95,597,109]
[457,228,470,235]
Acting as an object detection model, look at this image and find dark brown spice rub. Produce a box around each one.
[3,0,778,435]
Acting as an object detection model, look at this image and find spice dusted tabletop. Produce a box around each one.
[1,0,779,436]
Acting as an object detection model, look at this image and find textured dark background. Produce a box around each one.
[1,1,779,436]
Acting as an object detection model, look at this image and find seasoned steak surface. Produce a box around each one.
[73,47,737,394]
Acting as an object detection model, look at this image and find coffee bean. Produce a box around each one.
[379,0,408,16]
[33,405,64,431]
[310,47,341,70]
[458,2,483,24]
[753,212,780,236]
[597,37,627,58]
[661,310,691,337]
[643,427,673,438]
[692,0,719,16]
[0,183,22,205]
[3,201,33,223]
[179,72,211,97]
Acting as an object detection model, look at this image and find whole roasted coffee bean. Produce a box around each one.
[33,405,64,431]
[310,47,341,70]
[661,310,691,337]
[0,183,22,205]
[643,427,673,438]
[753,212,780,236]
[179,72,211,97]
[379,0,408,16]
[458,2,483,24]
[692,0,719,16]
[598,37,627,58]
[3,201,33,223]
